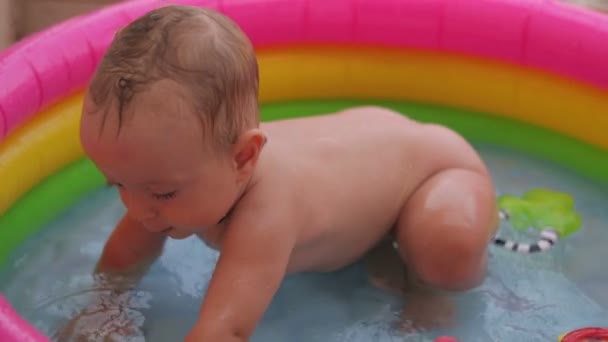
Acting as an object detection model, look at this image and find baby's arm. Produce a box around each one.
[95,213,167,285]
[55,214,166,341]
[185,215,296,342]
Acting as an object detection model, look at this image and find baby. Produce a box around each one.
[68,5,497,341]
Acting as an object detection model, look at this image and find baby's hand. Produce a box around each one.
[55,306,145,342]
[54,285,147,342]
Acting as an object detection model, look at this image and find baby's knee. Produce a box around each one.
[398,168,497,291]
[407,229,490,291]
[422,227,490,291]
[431,168,497,255]
[412,167,497,234]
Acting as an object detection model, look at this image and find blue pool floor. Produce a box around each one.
[1,143,608,342]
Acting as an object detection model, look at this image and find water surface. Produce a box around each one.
[1,144,607,341]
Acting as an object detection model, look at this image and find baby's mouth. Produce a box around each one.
[161,226,174,233]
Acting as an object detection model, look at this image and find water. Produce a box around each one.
[1,144,607,342]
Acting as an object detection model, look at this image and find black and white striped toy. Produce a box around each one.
[492,209,560,253]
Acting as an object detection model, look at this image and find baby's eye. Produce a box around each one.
[153,191,177,201]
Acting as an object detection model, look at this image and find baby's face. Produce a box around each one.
[80,84,245,239]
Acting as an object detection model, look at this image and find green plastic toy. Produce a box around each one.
[493,188,582,253]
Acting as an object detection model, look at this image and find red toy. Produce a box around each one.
[435,336,458,342]
[560,327,608,342]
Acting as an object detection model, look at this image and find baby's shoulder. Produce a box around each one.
[221,179,305,252]
[231,172,302,225]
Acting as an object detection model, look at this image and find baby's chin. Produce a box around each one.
[164,227,196,240]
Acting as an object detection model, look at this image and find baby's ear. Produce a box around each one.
[232,129,266,174]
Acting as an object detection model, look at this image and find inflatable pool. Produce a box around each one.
[1,0,608,341]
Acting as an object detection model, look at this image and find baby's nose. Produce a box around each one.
[124,199,157,223]
[128,207,157,223]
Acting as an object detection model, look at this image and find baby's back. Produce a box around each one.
[261,106,480,272]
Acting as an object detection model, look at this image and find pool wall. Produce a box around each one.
[1,0,608,340]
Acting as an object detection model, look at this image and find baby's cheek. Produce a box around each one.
[118,188,128,203]
[162,199,205,226]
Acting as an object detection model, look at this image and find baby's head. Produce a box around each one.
[80,5,264,238]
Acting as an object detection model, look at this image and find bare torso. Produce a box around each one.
[198,106,487,274]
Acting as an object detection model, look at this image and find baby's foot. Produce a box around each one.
[363,237,455,333]
[398,290,455,333]
[363,238,406,295]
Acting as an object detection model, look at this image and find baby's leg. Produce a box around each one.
[390,167,496,332]
[395,167,497,292]
[363,234,457,332]
[364,236,406,296]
